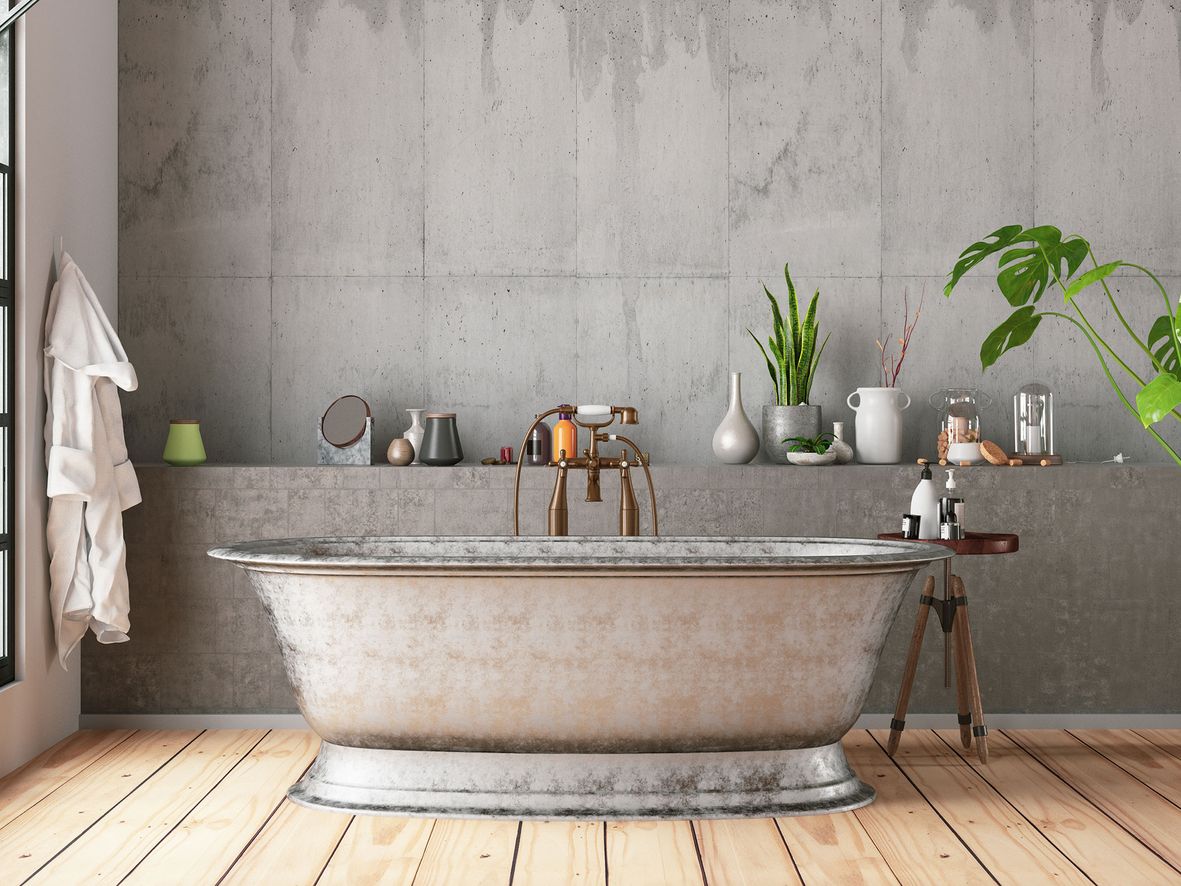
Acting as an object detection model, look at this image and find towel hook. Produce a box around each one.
[52,235,63,278]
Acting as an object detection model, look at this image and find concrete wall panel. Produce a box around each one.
[883,0,1034,276]
[119,0,271,277]
[272,0,425,276]
[425,0,576,275]
[730,0,882,279]
[1035,0,1181,274]
[576,0,729,275]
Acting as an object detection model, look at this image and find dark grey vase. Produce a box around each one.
[420,413,464,466]
[761,405,821,464]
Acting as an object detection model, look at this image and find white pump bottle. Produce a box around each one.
[909,465,940,540]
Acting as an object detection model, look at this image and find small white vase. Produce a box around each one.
[404,408,426,466]
[847,387,910,464]
[712,372,759,464]
[830,421,854,464]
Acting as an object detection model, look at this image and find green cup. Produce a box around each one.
[163,419,207,466]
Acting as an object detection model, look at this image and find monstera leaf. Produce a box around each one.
[1063,261,1125,302]
[994,227,1090,306]
[980,306,1042,370]
[945,225,1089,306]
[1137,372,1181,427]
[1148,310,1181,375]
[944,225,1024,297]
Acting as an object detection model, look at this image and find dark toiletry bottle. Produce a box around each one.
[526,416,551,466]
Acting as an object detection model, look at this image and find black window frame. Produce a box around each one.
[1,18,15,689]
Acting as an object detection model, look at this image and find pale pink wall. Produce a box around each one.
[0,0,117,776]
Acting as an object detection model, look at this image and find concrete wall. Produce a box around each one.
[82,462,1180,716]
[116,0,1181,467]
[0,0,118,776]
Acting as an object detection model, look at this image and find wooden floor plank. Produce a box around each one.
[776,810,899,885]
[120,730,319,884]
[0,730,134,832]
[412,819,520,886]
[513,821,606,886]
[871,729,1088,884]
[319,817,435,885]
[934,729,1179,885]
[844,731,991,885]
[1070,729,1181,807]
[1134,729,1181,764]
[605,821,704,886]
[0,730,200,883]
[221,797,352,885]
[1007,729,1181,871]
[9,728,1181,883]
[27,729,267,884]
[693,818,802,886]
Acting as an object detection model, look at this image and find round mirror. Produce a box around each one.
[321,395,371,448]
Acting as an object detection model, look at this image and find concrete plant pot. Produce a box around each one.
[762,405,821,464]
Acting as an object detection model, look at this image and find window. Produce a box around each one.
[0,22,13,688]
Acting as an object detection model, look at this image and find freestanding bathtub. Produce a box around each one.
[209,536,952,819]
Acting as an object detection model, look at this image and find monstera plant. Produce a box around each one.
[944,225,1181,466]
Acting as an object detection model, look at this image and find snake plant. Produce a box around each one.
[749,263,830,406]
[945,224,1181,467]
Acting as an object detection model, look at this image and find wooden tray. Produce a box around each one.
[878,531,1019,556]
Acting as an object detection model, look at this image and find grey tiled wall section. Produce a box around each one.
[119,0,1181,466]
[82,463,1181,715]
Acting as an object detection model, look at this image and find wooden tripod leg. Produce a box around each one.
[951,575,988,763]
[887,575,935,757]
[952,576,972,748]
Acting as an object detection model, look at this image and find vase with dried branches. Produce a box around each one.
[846,291,923,464]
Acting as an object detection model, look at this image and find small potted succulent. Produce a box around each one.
[749,263,829,464]
[783,433,837,466]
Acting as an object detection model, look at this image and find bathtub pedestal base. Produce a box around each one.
[288,740,874,820]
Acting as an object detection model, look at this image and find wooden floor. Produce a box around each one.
[2,730,1181,884]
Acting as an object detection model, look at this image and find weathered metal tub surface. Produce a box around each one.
[208,536,952,819]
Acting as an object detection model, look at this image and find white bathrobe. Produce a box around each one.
[43,253,140,667]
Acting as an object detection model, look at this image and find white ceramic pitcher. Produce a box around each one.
[847,387,911,464]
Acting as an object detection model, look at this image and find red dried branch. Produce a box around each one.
[877,287,924,388]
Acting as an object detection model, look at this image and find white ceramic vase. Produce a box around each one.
[830,421,855,464]
[404,409,426,466]
[847,388,910,464]
[712,372,760,464]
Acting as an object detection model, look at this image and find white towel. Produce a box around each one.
[43,253,140,667]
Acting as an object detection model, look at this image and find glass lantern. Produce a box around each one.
[930,388,992,462]
[1014,382,1053,456]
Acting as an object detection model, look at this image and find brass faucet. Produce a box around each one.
[513,405,658,536]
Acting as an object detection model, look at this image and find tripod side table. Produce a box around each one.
[877,531,1020,764]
